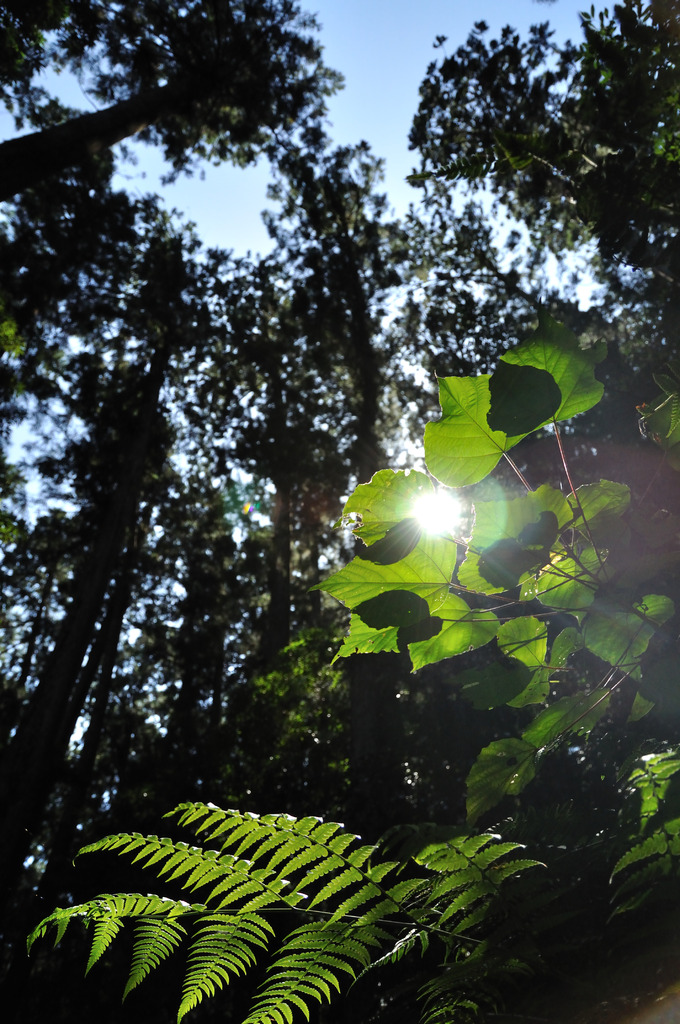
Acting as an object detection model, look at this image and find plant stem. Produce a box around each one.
[552,419,606,572]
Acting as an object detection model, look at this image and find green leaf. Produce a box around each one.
[497,616,548,670]
[520,546,601,611]
[522,689,610,749]
[355,591,431,629]
[583,594,674,678]
[466,739,537,825]
[550,627,584,670]
[568,480,631,542]
[495,617,550,706]
[638,391,680,463]
[460,485,571,594]
[333,615,399,661]
[501,311,606,422]
[339,469,433,544]
[487,362,561,435]
[424,375,526,487]
[459,663,533,709]
[628,692,655,722]
[507,670,550,707]
[355,518,421,565]
[319,533,458,613]
[407,596,499,670]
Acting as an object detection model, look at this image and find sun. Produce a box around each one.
[412,489,461,535]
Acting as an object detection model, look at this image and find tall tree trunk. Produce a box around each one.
[14,567,54,702]
[263,478,292,663]
[329,211,406,837]
[0,564,132,1018]
[0,80,190,201]
[0,341,170,919]
[36,563,133,909]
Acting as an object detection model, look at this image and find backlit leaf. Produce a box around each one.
[333,615,399,661]
[583,594,674,677]
[520,547,601,611]
[407,597,499,671]
[466,739,538,825]
[424,375,526,487]
[460,485,570,594]
[497,616,547,670]
[522,689,610,748]
[317,533,458,612]
[340,469,433,545]
[487,362,561,435]
[501,310,606,422]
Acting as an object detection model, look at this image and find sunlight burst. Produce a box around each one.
[413,490,461,535]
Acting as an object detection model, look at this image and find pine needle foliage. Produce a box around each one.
[29,803,549,1023]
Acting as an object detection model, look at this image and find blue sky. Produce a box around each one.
[1,1,590,254]
[114,0,590,255]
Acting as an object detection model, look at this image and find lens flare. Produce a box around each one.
[413,490,461,535]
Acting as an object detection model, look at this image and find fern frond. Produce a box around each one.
[178,913,274,1022]
[407,154,498,186]
[243,921,386,1024]
[123,916,187,998]
[87,916,125,974]
[609,752,680,920]
[31,805,554,1023]
[167,803,405,921]
[419,950,532,1024]
[27,904,89,953]
[364,926,430,971]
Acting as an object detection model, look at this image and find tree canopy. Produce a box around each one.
[5,2,680,1023]
[0,0,339,200]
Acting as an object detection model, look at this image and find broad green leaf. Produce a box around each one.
[333,615,399,661]
[568,480,630,543]
[497,617,547,670]
[507,670,550,707]
[466,739,537,825]
[569,479,630,525]
[522,689,610,749]
[424,375,526,487]
[487,362,561,435]
[496,617,550,706]
[340,469,433,545]
[407,596,499,670]
[520,546,601,611]
[355,519,421,565]
[317,533,458,613]
[550,627,584,670]
[459,663,533,709]
[583,594,674,678]
[355,591,430,629]
[501,310,606,422]
[628,692,655,722]
[460,484,571,594]
[425,312,606,488]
